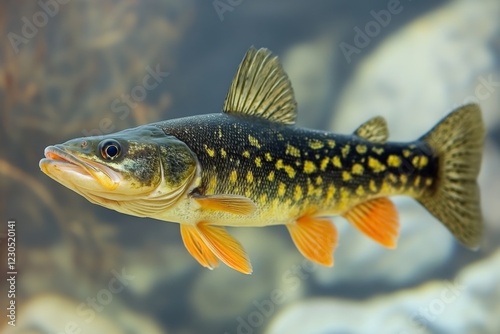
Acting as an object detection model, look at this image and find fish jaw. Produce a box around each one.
[40,145,122,191]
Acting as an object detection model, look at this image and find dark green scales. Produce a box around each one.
[159,113,438,206]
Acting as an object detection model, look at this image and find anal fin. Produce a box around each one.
[180,222,252,274]
[286,216,338,266]
[343,197,399,248]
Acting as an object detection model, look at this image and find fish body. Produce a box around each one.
[157,113,435,227]
[40,47,485,274]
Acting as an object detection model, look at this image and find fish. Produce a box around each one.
[40,47,485,274]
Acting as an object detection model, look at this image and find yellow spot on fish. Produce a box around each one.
[356,145,367,154]
[388,173,397,183]
[277,133,284,141]
[245,189,252,198]
[332,156,342,168]
[218,128,223,139]
[400,174,408,185]
[368,156,387,173]
[327,139,336,149]
[276,159,296,179]
[380,181,392,194]
[284,165,296,179]
[307,183,315,196]
[259,193,268,205]
[303,161,317,174]
[286,143,301,157]
[246,170,254,183]
[326,184,336,202]
[229,170,237,184]
[204,145,215,157]
[320,157,329,171]
[267,171,275,182]
[414,176,421,187]
[387,155,402,168]
[341,145,350,158]
[278,182,286,197]
[308,139,324,150]
[352,163,364,175]
[425,178,433,186]
[294,185,303,201]
[265,152,273,162]
[356,185,365,196]
[372,147,384,155]
[412,155,429,169]
[339,187,351,210]
[207,176,217,192]
[315,154,320,160]
[255,157,262,167]
[243,150,250,158]
[342,171,352,181]
[220,148,227,158]
[403,149,411,158]
[248,134,261,148]
[276,159,284,169]
[369,179,377,192]
[315,176,323,185]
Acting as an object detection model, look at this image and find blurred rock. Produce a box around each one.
[283,33,337,128]
[1,294,166,334]
[266,248,500,334]
[331,0,499,139]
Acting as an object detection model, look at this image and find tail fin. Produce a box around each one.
[418,104,485,249]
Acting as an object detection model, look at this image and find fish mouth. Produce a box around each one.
[40,145,121,191]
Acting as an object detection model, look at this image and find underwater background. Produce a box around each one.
[1,0,499,333]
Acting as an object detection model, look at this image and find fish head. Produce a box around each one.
[39,125,198,216]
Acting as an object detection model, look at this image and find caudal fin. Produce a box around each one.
[418,104,485,249]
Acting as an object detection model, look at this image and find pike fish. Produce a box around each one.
[40,47,485,274]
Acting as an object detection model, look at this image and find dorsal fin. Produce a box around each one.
[223,47,297,125]
[354,116,389,143]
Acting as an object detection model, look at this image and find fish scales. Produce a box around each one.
[160,113,438,215]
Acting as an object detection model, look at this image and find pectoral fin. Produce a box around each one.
[180,222,252,274]
[194,194,257,216]
[286,216,338,266]
[343,197,399,248]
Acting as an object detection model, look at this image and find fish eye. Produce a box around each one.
[99,140,121,160]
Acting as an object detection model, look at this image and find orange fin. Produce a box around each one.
[286,216,338,266]
[180,222,252,274]
[194,195,257,216]
[180,224,219,270]
[343,197,399,248]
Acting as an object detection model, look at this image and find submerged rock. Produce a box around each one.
[1,294,166,334]
[266,248,500,334]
